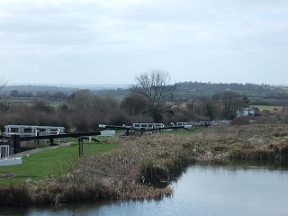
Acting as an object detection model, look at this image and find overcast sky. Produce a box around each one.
[0,0,287,86]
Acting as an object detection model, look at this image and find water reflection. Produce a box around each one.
[2,162,288,216]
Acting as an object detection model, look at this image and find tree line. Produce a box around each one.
[0,70,287,132]
[9,90,68,100]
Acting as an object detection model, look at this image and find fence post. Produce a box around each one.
[11,134,21,154]
[36,130,40,148]
[78,137,83,157]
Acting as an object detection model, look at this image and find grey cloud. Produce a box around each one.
[0,0,287,85]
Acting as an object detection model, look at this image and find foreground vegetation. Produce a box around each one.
[1,124,288,207]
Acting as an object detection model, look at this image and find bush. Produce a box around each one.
[0,184,32,206]
[232,117,250,125]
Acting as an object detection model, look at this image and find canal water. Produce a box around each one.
[2,162,288,216]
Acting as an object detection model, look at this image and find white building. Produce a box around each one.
[236,107,260,117]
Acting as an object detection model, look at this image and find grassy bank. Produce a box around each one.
[1,124,288,206]
[0,139,117,186]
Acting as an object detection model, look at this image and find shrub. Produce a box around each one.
[232,117,250,125]
[0,184,32,206]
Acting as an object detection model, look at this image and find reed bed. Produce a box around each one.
[1,124,288,206]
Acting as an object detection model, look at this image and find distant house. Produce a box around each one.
[236,107,260,117]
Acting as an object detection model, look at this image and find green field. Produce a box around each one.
[0,97,63,108]
[0,138,117,186]
[255,105,283,111]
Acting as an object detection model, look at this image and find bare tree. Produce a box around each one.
[121,94,148,116]
[0,75,8,94]
[131,69,175,104]
[215,90,242,119]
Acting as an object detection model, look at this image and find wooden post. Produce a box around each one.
[11,134,21,154]
[49,138,54,146]
[36,130,40,148]
[78,137,83,157]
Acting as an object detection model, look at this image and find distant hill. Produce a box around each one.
[174,82,288,106]
[2,85,78,95]
[91,82,288,106]
[2,82,288,106]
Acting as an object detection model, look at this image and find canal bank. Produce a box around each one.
[1,124,288,207]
